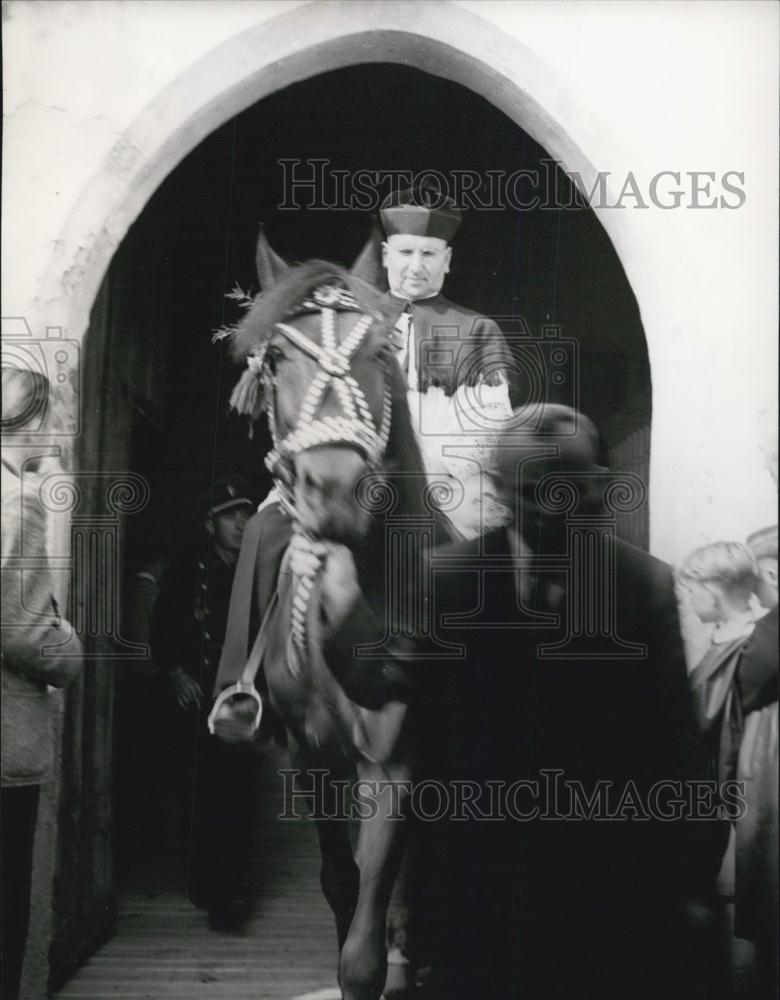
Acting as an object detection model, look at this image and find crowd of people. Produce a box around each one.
[680,530,778,996]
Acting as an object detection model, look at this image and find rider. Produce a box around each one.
[378,182,513,401]
[379,184,514,538]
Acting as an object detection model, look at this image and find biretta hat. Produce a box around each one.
[208,476,254,517]
[380,182,462,242]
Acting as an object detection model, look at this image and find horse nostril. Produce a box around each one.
[297,449,368,505]
[300,466,332,499]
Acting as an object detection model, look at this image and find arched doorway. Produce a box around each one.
[51,58,650,989]
[93,61,650,565]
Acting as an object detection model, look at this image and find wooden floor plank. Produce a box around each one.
[55,745,341,1000]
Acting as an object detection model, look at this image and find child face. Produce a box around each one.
[755,557,778,610]
[681,579,721,623]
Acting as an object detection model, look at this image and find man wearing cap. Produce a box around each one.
[151,476,258,930]
[313,403,706,998]
[379,184,513,399]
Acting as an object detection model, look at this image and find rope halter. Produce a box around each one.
[263,302,392,488]
[254,291,393,662]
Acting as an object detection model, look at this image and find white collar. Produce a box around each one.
[711,610,756,645]
[389,291,442,305]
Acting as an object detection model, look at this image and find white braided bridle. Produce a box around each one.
[254,293,392,666]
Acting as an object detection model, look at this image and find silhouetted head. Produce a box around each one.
[677,541,760,624]
[495,404,604,549]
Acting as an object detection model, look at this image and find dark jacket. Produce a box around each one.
[386,293,513,395]
[735,607,778,946]
[151,539,237,698]
[738,605,778,713]
[327,526,707,997]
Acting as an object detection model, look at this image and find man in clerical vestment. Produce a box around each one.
[378,184,515,538]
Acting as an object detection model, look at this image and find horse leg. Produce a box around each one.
[338,760,411,1000]
[290,745,360,953]
[314,807,360,952]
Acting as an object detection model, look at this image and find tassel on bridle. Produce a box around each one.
[228,351,268,438]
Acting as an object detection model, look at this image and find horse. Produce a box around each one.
[210,230,452,1000]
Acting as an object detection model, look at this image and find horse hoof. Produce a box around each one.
[384,957,414,997]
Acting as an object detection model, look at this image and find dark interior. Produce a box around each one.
[53,65,653,978]
[106,61,651,561]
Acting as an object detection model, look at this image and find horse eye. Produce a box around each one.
[374,342,393,363]
[265,345,286,371]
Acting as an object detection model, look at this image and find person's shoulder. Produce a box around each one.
[614,536,666,568]
[747,605,778,647]
[614,537,674,591]
[157,539,204,585]
[431,295,490,323]
[250,496,290,531]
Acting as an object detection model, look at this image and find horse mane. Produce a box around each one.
[227,260,390,362]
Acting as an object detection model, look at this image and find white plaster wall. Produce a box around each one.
[3,0,778,568]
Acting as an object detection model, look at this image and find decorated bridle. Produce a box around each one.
[259,286,392,510]
[246,284,393,661]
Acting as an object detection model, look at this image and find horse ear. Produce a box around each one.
[350,217,387,289]
[255,224,290,290]
[346,275,406,331]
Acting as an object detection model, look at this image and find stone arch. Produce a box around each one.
[36,0,657,542]
[38,1,633,348]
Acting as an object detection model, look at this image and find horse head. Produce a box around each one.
[226,227,415,544]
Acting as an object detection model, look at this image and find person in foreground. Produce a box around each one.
[303,403,710,999]
[1,364,82,1000]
